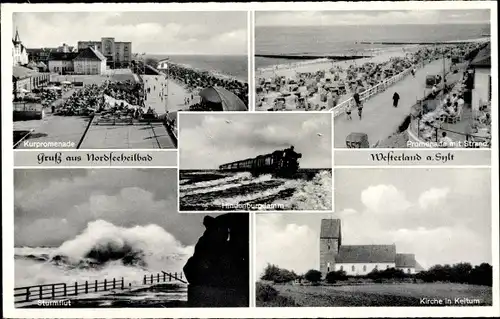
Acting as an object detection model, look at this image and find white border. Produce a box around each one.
[2,1,499,318]
[176,111,334,213]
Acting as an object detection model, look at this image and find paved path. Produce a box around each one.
[334,59,451,148]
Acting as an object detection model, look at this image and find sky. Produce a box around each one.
[256,168,491,276]
[13,12,248,55]
[179,113,332,169]
[14,169,221,247]
[256,10,491,26]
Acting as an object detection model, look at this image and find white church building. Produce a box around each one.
[320,219,424,277]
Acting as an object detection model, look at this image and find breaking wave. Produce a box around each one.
[15,220,193,287]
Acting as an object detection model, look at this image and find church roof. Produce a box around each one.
[320,219,341,238]
[395,253,416,268]
[74,47,106,61]
[336,244,396,264]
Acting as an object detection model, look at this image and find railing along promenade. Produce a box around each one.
[14,271,185,305]
[330,61,426,117]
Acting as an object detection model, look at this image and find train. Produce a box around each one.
[219,146,302,177]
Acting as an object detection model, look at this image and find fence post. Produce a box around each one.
[63,283,67,296]
[121,278,124,290]
[180,272,183,280]
[85,281,88,294]
[74,282,78,296]
[143,275,146,285]
[150,274,153,284]
[157,273,160,283]
[39,286,43,300]
[95,280,98,292]
[174,272,177,279]
[113,278,116,289]
[52,284,55,299]
[163,272,166,282]
[169,273,172,282]
[104,279,107,291]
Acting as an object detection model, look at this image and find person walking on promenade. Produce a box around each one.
[393,92,400,108]
[345,102,353,120]
[353,91,363,120]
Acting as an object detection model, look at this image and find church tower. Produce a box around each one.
[319,219,342,277]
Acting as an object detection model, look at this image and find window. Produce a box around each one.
[327,245,330,250]
[363,265,367,271]
[351,265,355,271]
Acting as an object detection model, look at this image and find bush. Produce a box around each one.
[256,282,297,307]
[304,269,322,283]
[256,282,278,302]
[416,262,492,286]
[325,270,347,283]
[367,268,407,280]
[261,264,297,283]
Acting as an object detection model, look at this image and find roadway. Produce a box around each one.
[334,58,452,148]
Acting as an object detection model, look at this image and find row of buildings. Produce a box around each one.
[12,28,132,74]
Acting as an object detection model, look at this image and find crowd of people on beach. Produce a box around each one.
[256,42,483,112]
[166,63,249,109]
[52,80,147,119]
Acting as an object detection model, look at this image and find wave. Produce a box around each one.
[273,170,332,210]
[180,172,252,191]
[180,173,274,196]
[15,220,193,287]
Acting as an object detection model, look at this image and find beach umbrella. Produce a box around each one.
[199,86,247,111]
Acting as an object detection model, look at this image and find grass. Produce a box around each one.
[256,281,492,307]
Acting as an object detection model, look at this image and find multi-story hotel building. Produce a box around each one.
[77,37,132,68]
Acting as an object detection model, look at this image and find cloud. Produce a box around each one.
[13,12,247,55]
[179,113,332,169]
[256,215,318,276]
[256,10,490,26]
[14,169,208,247]
[418,187,450,210]
[360,184,412,214]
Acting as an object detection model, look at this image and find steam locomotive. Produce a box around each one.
[219,146,302,177]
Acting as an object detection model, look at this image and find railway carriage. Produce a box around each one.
[218,147,302,177]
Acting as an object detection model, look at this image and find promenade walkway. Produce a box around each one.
[334,59,451,148]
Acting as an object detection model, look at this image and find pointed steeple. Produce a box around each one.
[13,27,21,44]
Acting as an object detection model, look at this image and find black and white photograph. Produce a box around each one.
[12,11,249,149]
[14,169,249,307]
[178,112,332,211]
[256,168,492,307]
[254,10,492,149]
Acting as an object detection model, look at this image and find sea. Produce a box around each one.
[255,24,490,68]
[147,54,248,83]
[14,220,192,307]
[179,170,332,211]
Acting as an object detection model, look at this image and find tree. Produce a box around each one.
[325,270,347,283]
[261,264,297,284]
[145,57,158,68]
[304,269,322,283]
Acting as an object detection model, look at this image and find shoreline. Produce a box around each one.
[156,59,248,84]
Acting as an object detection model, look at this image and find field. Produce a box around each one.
[257,282,492,307]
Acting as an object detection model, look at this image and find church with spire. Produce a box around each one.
[12,28,29,66]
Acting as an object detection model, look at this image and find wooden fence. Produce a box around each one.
[15,271,184,304]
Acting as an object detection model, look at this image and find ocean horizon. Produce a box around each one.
[255,23,490,68]
[146,54,248,82]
